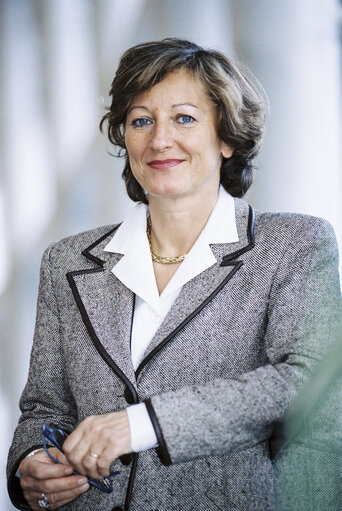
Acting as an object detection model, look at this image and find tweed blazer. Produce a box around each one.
[7,198,342,511]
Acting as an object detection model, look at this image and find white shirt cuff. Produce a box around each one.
[126,402,159,452]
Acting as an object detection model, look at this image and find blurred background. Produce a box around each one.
[1,1,341,509]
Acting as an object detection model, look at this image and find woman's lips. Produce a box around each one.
[147,159,185,170]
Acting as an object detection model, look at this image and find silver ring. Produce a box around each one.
[38,493,51,509]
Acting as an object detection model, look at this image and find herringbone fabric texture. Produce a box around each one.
[7,198,342,510]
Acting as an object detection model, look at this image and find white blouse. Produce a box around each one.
[103,186,238,452]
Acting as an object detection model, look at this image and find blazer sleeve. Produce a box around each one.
[146,218,342,466]
[6,243,78,510]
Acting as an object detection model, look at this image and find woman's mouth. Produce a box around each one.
[147,159,185,170]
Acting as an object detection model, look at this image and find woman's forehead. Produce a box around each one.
[129,69,212,110]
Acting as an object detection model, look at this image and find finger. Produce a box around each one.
[63,445,89,476]
[63,417,90,452]
[20,457,74,482]
[24,479,89,510]
[87,433,120,479]
[26,473,88,494]
[92,415,131,477]
[48,479,90,508]
[63,411,131,478]
[22,491,52,511]
[81,448,107,479]
[80,429,126,479]
[63,421,91,475]
[52,447,71,465]
[73,429,117,479]
[20,474,84,502]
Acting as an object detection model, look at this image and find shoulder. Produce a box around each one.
[254,210,337,248]
[41,224,118,268]
[47,224,118,254]
[246,209,340,270]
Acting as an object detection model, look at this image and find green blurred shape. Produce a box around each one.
[273,337,342,510]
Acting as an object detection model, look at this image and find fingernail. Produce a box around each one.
[78,478,88,486]
[80,482,90,492]
[64,466,73,474]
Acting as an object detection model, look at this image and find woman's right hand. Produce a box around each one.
[18,447,89,510]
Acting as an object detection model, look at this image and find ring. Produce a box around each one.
[88,451,99,459]
[38,493,51,509]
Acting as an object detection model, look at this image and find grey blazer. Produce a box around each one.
[7,198,342,511]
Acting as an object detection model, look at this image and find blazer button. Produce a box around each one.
[120,453,134,465]
[112,507,123,511]
[124,387,134,404]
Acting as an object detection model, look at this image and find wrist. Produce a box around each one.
[26,447,45,459]
[16,448,45,478]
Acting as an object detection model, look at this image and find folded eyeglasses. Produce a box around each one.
[42,423,119,493]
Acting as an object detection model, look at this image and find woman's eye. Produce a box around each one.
[131,118,152,128]
[176,115,195,125]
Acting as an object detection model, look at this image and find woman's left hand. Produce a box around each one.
[62,410,132,479]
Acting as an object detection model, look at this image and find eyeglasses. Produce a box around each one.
[42,423,119,493]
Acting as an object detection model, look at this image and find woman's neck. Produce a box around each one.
[148,187,219,258]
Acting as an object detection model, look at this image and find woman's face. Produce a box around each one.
[124,69,233,203]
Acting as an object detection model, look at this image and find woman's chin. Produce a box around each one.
[147,185,187,201]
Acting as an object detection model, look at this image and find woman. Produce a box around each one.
[7,38,342,511]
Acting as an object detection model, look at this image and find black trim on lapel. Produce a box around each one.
[67,255,139,508]
[81,225,119,266]
[66,224,138,402]
[66,269,139,403]
[135,260,243,379]
[221,205,255,264]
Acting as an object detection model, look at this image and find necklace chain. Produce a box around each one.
[146,216,188,264]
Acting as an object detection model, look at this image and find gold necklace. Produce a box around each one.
[146,216,188,264]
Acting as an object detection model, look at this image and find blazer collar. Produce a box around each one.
[212,197,255,264]
[102,188,239,314]
[81,225,120,267]
[67,197,254,390]
[82,192,253,266]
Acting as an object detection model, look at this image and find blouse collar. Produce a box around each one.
[103,187,238,313]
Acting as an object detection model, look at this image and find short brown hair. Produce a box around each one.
[100,38,267,204]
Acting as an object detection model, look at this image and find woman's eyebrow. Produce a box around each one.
[127,105,149,114]
[172,103,198,109]
[127,103,199,115]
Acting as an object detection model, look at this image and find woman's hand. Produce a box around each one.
[63,410,131,480]
[19,448,89,510]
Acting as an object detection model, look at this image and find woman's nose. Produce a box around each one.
[149,121,173,152]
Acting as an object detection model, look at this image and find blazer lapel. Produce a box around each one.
[67,227,137,393]
[136,198,255,378]
[67,198,255,387]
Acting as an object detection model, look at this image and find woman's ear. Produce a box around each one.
[221,143,234,159]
